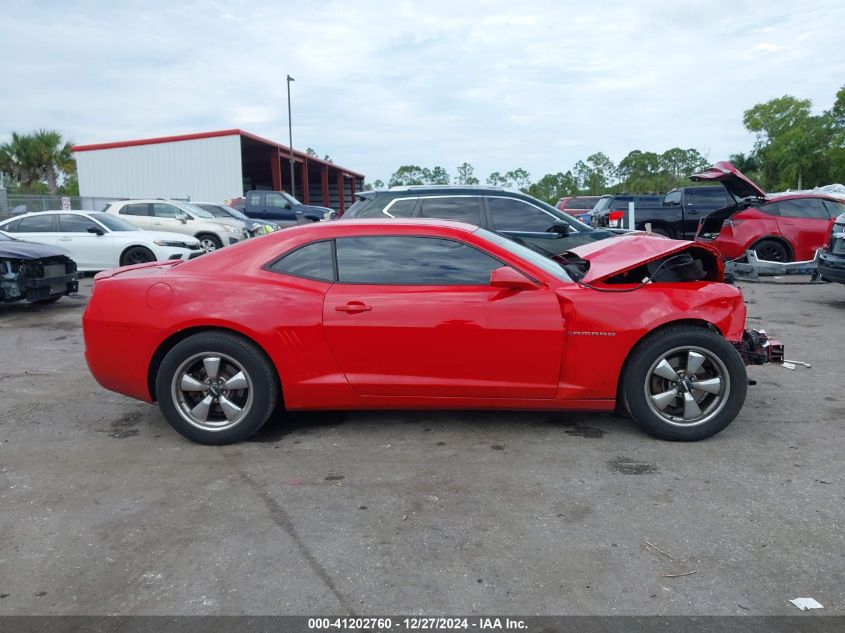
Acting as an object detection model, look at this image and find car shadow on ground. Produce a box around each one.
[247,408,627,444]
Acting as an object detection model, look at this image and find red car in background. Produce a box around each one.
[556,196,601,223]
[694,162,845,262]
[83,219,782,445]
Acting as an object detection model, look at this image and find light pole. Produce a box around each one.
[286,74,295,198]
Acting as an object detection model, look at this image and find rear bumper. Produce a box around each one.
[818,249,845,284]
[734,329,784,366]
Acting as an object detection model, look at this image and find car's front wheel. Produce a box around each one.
[621,326,747,441]
[155,332,279,444]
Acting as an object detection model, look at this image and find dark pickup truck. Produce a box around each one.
[592,186,732,239]
[238,190,334,225]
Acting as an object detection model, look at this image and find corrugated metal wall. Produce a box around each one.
[75,135,244,203]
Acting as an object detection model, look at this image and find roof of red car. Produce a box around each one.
[298,218,480,233]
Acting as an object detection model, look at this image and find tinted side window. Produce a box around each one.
[59,214,100,232]
[121,203,151,216]
[689,188,729,208]
[663,191,682,206]
[823,200,845,217]
[567,198,598,210]
[489,198,557,232]
[153,203,182,218]
[2,219,20,232]
[266,193,288,208]
[268,240,334,281]
[336,236,500,285]
[758,202,781,217]
[777,198,829,219]
[383,198,417,217]
[246,192,262,207]
[419,197,481,225]
[17,214,55,232]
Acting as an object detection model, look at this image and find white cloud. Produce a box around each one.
[1,0,843,186]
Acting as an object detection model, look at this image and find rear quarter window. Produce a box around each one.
[267,240,335,282]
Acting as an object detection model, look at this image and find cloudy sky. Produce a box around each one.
[2,0,843,184]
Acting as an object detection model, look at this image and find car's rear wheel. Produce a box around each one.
[621,326,747,441]
[197,234,223,252]
[751,238,790,262]
[155,332,279,444]
[121,246,156,266]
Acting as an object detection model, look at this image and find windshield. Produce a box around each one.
[221,206,249,220]
[92,213,141,232]
[593,197,611,213]
[476,228,572,283]
[197,204,228,217]
[182,203,215,218]
[279,191,301,206]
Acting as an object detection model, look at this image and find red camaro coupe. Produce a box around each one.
[83,220,782,444]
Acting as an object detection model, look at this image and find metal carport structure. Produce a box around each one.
[73,129,365,213]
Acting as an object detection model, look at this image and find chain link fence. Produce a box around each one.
[0,193,188,219]
[0,193,121,219]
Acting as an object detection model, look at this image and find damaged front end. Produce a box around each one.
[735,328,784,366]
[0,256,79,304]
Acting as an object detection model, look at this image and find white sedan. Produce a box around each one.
[0,211,203,271]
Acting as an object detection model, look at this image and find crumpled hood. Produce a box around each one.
[567,235,723,283]
[690,161,766,199]
[0,238,73,260]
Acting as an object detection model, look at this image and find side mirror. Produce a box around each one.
[87,226,105,236]
[489,266,537,291]
[178,213,191,224]
[550,222,571,236]
[284,203,293,210]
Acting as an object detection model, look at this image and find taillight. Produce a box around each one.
[608,211,624,227]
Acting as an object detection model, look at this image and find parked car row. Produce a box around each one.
[0,211,204,271]
[0,196,286,286]
[583,162,841,263]
[692,162,844,263]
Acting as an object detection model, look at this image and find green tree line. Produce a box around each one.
[0,129,77,195]
[367,85,845,204]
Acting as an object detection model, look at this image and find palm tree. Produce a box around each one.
[0,132,42,190]
[33,129,74,194]
[0,129,75,193]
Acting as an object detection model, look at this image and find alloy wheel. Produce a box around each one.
[170,352,254,431]
[200,238,218,253]
[643,346,730,427]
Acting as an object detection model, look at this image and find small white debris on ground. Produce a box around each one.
[790,597,824,610]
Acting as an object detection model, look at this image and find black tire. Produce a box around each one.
[155,332,279,444]
[621,326,747,441]
[121,246,156,266]
[34,295,62,305]
[751,238,790,262]
[197,233,223,252]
